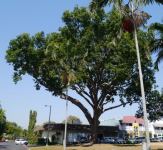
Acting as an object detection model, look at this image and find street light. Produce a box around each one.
[45,105,51,146]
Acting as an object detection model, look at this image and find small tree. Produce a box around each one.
[62,115,82,124]
[5,121,24,139]
[0,106,6,139]
[27,110,37,144]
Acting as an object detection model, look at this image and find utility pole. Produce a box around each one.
[63,41,70,150]
[63,88,68,150]
[131,2,151,150]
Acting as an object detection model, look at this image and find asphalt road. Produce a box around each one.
[0,141,28,150]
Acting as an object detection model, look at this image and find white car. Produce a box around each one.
[15,139,28,145]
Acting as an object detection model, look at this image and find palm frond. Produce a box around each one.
[134,0,162,5]
[150,23,163,53]
[89,0,123,10]
[155,0,163,4]
[155,50,163,69]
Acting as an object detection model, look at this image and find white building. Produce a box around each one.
[119,116,145,138]
[149,119,163,138]
[101,116,163,138]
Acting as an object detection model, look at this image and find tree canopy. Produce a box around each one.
[5,121,25,139]
[6,5,156,142]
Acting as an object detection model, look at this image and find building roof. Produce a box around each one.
[34,125,44,132]
[153,123,163,128]
[122,116,144,125]
[100,119,119,126]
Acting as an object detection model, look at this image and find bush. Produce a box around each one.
[37,138,46,145]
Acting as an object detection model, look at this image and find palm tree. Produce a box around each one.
[150,23,163,69]
[90,0,162,9]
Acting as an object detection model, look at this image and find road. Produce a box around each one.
[0,141,28,150]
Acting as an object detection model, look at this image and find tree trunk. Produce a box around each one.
[90,114,100,144]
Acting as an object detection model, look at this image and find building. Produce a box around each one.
[119,116,163,138]
[149,119,163,138]
[37,123,119,144]
[35,116,163,144]
[119,116,145,138]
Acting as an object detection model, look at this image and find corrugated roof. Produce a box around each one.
[122,116,144,125]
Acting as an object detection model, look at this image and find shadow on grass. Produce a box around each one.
[113,144,140,147]
[67,143,93,147]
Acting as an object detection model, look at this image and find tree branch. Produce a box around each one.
[60,93,93,124]
[72,85,94,108]
[103,102,130,113]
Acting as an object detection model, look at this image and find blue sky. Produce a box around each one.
[0,0,162,129]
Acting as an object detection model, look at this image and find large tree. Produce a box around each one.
[6,6,155,142]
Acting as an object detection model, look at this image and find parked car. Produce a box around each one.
[134,137,145,144]
[5,139,8,142]
[150,137,162,142]
[114,138,126,144]
[103,137,115,144]
[79,137,89,143]
[15,139,28,145]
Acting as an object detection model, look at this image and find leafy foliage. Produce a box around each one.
[0,107,6,137]
[5,121,25,139]
[137,90,163,121]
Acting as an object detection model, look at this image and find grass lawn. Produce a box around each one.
[30,143,163,150]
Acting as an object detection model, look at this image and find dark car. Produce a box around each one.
[115,138,126,144]
[150,137,162,142]
[79,137,89,143]
[103,137,115,144]
[134,137,145,144]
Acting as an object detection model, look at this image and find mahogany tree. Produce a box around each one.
[6,6,155,143]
